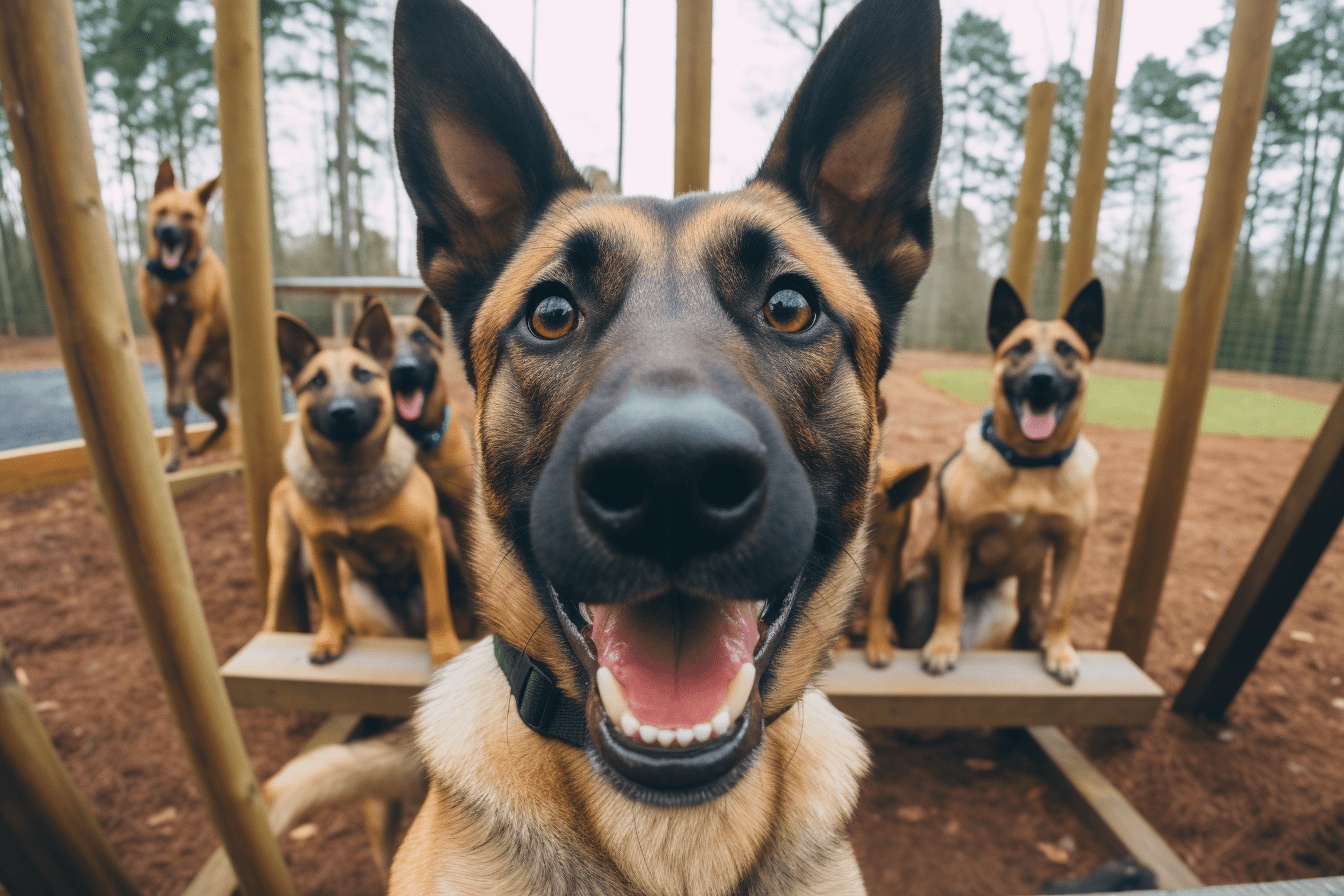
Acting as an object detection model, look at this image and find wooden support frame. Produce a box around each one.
[674,0,712,195]
[1175,383,1344,718]
[1025,726,1203,890]
[0,3,296,894]
[213,0,287,613]
[0,640,141,896]
[1059,0,1123,309]
[1007,80,1057,310]
[1109,0,1282,666]
[222,634,1162,728]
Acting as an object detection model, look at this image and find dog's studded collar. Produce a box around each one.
[493,635,591,749]
[144,254,200,283]
[980,408,1077,468]
[413,406,451,452]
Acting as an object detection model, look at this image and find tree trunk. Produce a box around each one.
[1218,130,1268,370]
[1298,132,1344,375]
[617,0,627,190]
[1263,136,1310,372]
[333,2,355,276]
[815,0,827,54]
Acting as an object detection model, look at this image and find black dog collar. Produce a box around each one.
[980,407,1077,468]
[414,406,451,452]
[494,635,591,749]
[144,254,200,283]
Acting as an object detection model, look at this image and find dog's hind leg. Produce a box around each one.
[362,797,404,883]
[188,359,230,456]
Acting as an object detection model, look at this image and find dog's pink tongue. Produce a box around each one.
[592,598,757,730]
[395,390,424,421]
[161,246,183,270]
[1020,408,1057,441]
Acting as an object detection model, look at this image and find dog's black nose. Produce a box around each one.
[328,398,357,421]
[155,223,184,246]
[577,393,767,559]
[389,359,422,393]
[314,395,377,444]
[1030,371,1055,392]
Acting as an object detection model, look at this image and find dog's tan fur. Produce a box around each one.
[263,312,461,666]
[920,281,1102,683]
[854,453,931,667]
[137,159,230,472]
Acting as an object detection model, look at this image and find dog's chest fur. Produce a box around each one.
[283,425,419,519]
[397,642,868,896]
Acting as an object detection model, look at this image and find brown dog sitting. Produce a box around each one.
[919,277,1103,684]
[263,311,461,666]
[137,159,231,473]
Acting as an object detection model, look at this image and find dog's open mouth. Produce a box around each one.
[1018,402,1058,441]
[394,389,425,422]
[159,244,185,271]
[550,577,800,805]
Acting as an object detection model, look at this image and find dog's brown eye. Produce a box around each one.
[352,366,373,384]
[530,295,576,340]
[1010,339,1032,356]
[1055,340,1077,358]
[306,371,327,391]
[764,289,813,333]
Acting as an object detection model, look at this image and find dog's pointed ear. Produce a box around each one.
[414,294,445,339]
[154,159,176,195]
[276,313,322,381]
[393,0,587,380]
[753,0,941,379]
[1063,278,1104,356]
[352,299,396,366]
[987,278,1028,350]
[884,462,930,510]
[196,174,221,207]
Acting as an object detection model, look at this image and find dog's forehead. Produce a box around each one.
[995,319,1089,361]
[149,187,203,216]
[470,183,882,387]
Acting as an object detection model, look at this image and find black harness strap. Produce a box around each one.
[980,407,1077,469]
[493,635,591,749]
[144,254,201,283]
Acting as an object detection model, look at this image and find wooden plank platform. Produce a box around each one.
[223,634,1162,728]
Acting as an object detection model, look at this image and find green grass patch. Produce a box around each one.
[919,368,1328,439]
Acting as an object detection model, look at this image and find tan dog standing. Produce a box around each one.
[137,159,231,472]
[263,311,461,667]
[918,277,1103,684]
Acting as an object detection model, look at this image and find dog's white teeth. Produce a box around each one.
[620,712,640,738]
[753,600,767,619]
[596,666,628,722]
[725,662,755,724]
[656,728,676,747]
[693,723,713,743]
[675,728,695,746]
[639,725,659,744]
[711,710,731,736]
[579,602,593,623]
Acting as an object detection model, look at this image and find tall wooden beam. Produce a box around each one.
[213,0,287,617]
[0,4,297,895]
[1058,0,1123,310]
[1175,383,1344,717]
[0,641,140,896]
[674,0,713,195]
[1007,80,1057,310]
[1108,0,1281,665]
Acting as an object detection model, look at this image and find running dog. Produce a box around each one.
[137,159,230,472]
[379,0,942,891]
[263,311,461,666]
[918,277,1104,684]
[854,454,931,668]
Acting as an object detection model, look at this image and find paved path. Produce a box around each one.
[0,365,249,451]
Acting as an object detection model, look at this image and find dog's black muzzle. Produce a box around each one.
[388,350,437,396]
[1006,359,1078,418]
[154,223,187,249]
[310,392,382,444]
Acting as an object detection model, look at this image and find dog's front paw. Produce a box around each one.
[308,628,347,665]
[920,632,960,675]
[866,633,896,668]
[167,400,188,418]
[1043,639,1079,685]
[163,454,181,474]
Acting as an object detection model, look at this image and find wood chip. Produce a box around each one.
[1331,698,1344,711]
[147,807,178,827]
[964,758,996,772]
[1289,630,1315,643]
[1202,588,1219,601]
[943,819,961,835]
[1192,640,1205,655]
[14,667,29,688]
[896,806,926,822]
[34,700,60,712]
[1036,841,1070,864]
[289,822,319,841]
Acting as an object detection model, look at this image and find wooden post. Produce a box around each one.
[1007,81,1057,310]
[1174,383,1344,717]
[214,0,288,618]
[674,0,712,195]
[0,641,140,896]
[1058,0,1123,309]
[1107,0,1281,665]
[0,4,297,896]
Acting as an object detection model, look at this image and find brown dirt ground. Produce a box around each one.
[1,347,1342,896]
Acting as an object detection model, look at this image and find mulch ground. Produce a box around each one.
[1,347,1341,896]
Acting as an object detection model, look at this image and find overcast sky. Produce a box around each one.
[252,0,1235,281]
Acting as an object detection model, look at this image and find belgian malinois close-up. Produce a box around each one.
[384,0,942,890]
[137,158,231,473]
[264,310,462,667]
[917,277,1105,685]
